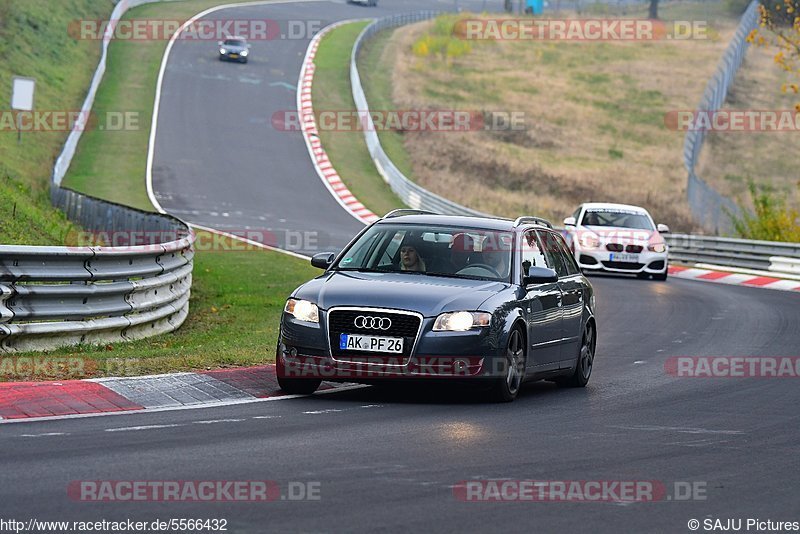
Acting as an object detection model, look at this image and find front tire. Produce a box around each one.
[490,327,526,402]
[653,268,668,281]
[556,321,595,388]
[277,376,321,395]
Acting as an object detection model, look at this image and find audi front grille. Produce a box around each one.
[327,308,422,363]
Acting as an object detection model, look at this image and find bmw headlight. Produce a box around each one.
[580,232,601,249]
[240,49,249,56]
[433,311,491,332]
[220,48,227,54]
[284,298,319,323]
[648,243,667,253]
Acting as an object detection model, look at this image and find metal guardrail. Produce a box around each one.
[351,12,489,217]
[666,233,800,272]
[1,186,194,353]
[683,0,759,234]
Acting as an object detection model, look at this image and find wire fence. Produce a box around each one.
[683,0,760,234]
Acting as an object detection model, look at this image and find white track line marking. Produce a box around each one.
[17,432,69,438]
[105,424,185,432]
[188,223,310,260]
[192,418,245,424]
[611,425,744,435]
[0,383,368,425]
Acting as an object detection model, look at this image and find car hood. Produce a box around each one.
[293,271,511,317]
[222,45,247,52]
[580,226,659,244]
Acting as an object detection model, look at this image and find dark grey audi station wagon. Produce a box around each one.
[277,210,597,402]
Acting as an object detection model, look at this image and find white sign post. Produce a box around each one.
[11,76,35,144]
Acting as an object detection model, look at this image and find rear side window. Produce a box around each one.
[552,232,580,275]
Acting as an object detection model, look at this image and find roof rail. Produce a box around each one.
[383,209,438,219]
[513,216,553,229]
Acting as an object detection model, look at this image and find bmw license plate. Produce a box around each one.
[340,334,403,353]
[230,54,239,58]
[610,253,638,262]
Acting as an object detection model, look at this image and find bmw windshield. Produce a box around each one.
[581,209,654,230]
[333,224,513,282]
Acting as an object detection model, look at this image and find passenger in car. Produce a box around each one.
[449,233,475,273]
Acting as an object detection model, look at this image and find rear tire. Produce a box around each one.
[490,327,526,402]
[556,322,595,388]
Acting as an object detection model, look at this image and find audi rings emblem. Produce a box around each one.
[354,316,392,330]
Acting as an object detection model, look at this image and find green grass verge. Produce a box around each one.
[0,176,75,245]
[358,28,418,181]
[5,231,319,381]
[312,21,406,216]
[1,0,321,379]
[0,0,113,244]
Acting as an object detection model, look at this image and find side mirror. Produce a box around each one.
[656,223,670,234]
[563,216,576,227]
[217,40,223,46]
[311,252,335,269]
[523,266,558,285]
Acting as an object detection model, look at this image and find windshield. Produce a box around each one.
[334,224,513,282]
[581,209,654,230]
[223,39,246,47]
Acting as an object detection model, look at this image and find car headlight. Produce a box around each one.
[284,298,319,323]
[433,311,491,332]
[220,48,227,54]
[240,49,248,56]
[580,233,601,249]
[648,243,667,253]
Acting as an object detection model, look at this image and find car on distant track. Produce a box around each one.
[347,0,378,6]
[276,210,597,402]
[563,202,670,281]
[218,36,250,63]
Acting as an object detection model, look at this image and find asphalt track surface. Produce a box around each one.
[2,1,799,532]
[151,0,495,254]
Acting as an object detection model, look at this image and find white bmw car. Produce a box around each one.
[563,203,670,281]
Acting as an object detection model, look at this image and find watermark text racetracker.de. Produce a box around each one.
[666,357,800,378]
[452,480,707,502]
[273,110,526,132]
[68,18,323,41]
[67,480,321,502]
[65,228,324,252]
[665,109,800,132]
[0,111,138,132]
[454,18,709,41]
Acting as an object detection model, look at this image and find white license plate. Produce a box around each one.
[610,253,639,262]
[339,334,403,353]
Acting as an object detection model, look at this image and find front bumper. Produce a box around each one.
[575,245,668,275]
[278,312,507,381]
[219,52,247,61]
